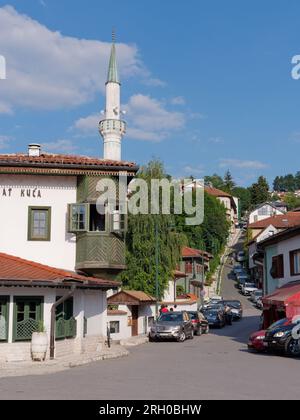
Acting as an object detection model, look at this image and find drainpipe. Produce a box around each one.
[50,285,76,360]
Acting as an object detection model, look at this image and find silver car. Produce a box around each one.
[149,311,194,342]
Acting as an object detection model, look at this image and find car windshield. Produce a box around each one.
[268,318,288,330]
[188,312,198,320]
[158,313,183,322]
[222,301,241,308]
[203,309,218,316]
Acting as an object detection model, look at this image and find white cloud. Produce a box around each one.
[41,139,78,154]
[219,159,268,169]
[0,6,144,112]
[0,135,11,149]
[143,78,166,87]
[170,96,185,105]
[124,94,186,141]
[73,93,186,142]
[73,113,100,134]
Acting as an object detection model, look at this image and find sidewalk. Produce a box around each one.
[0,344,129,378]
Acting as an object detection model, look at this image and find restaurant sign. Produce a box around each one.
[1,187,42,198]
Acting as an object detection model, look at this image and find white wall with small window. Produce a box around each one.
[0,286,108,362]
[0,174,77,270]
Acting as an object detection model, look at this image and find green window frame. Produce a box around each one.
[28,206,51,241]
[111,206,127,234]
[0,296,9,342]
[68,203,107,233]
[68,203,89,232]
[13,297,43,342]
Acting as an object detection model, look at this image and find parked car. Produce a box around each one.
[250,289,262,304]
[241,282,258,296]
[233,267,245,277]
[202,308,226,328]
[149,311,194,342]
[236,251,246,262]
[187,311,209,335]
[237,276,250,289]
[256,297,263,310]
[263,318,300,357]
[221,300,243,320]
[248,329,267,352]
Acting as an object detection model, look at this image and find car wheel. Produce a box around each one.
[190,329,194,339]
[285,337,300,357]
[149,336,156,342]
[177,331,186,342]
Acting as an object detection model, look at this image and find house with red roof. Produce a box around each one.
[0,39,139,361]
[258,226,300,327]
[247,212,300,289]
[204,186,239,233]
[174,246,213,300]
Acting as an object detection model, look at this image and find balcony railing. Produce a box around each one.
[99,119,126,135]
[76,232,126,272]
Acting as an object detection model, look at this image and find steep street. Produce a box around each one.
[0,234,299,400]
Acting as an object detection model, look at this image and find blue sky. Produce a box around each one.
[0,1,300,187]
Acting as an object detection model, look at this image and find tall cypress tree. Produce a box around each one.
[119,160,185,298]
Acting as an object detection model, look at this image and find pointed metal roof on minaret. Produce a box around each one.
[107,29,120,84]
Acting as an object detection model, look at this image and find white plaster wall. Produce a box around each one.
[249,205,283,224]
[277,236,300,287]
[163,280,175,302]
[107,314,131,340]
[0,174,77,270]
[84,290,106,336]
[138,304,156,335]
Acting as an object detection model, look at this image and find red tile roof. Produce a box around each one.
[0,253,119,288]
[204,186,232,198]
[248,212,300,229]
[0,153,137,169]
[107,309,127,316]
[182,246,212,259]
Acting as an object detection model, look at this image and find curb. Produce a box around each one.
[68,349,129,368]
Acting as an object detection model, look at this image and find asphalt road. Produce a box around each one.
[1,233,300,400]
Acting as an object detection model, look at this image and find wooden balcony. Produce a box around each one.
[75,232,126,276]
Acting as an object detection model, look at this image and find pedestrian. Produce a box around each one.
[169,307,174,312]
[160,304,168,314]
[224,304,232,325]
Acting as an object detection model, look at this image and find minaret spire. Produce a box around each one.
[99,31,126,161]
[107,29,119,84]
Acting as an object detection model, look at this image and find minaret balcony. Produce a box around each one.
[99,119,126,136]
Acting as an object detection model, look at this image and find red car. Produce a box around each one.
[248,329,267,352]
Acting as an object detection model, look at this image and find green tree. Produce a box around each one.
[232,186,251,215]
[204,174,224,190]
[119,160,185,299]
[249,176,270,206]
[283,193,300,210]
[223,170,235,193]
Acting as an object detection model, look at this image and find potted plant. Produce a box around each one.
[31,321,48,361]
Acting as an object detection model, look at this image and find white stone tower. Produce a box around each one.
[99,32,126,161]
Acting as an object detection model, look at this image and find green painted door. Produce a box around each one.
[13,297,43,341]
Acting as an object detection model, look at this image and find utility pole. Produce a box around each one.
[155,217,159,318]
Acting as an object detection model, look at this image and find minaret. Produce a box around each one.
[99,31,126,161]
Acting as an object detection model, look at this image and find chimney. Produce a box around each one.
[28,144,41,157]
